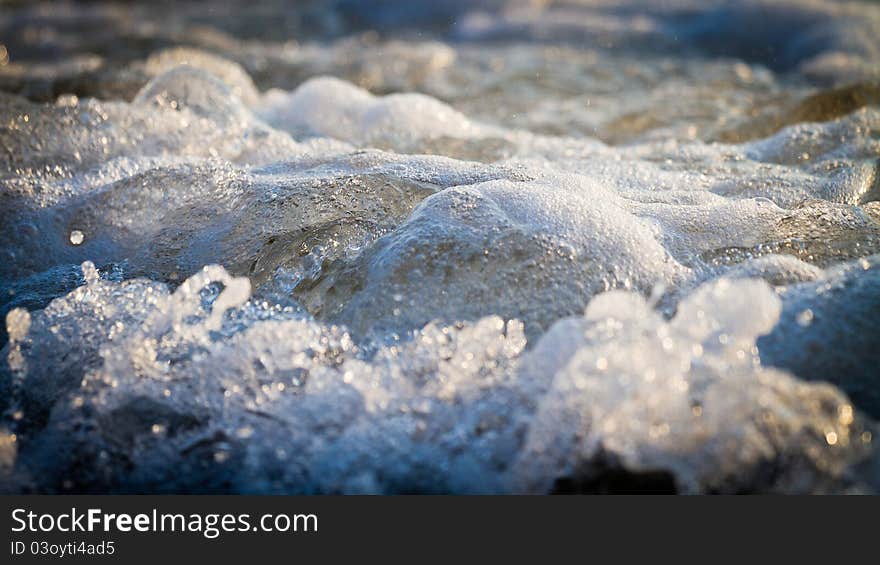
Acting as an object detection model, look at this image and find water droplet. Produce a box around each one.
[69,230,84,245]
[796,309,814,327]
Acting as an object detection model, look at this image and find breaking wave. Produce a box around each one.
[1,0,879,493]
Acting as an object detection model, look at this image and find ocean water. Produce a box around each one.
[1,0,879,493]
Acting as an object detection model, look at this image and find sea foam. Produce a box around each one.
[1,0,879,493]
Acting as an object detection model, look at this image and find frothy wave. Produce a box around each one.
[2,0,879,493]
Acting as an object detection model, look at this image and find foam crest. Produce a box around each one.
[259,76,480,147]
[304,175,686,338]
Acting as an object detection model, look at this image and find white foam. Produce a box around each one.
[259,76,481,146]
[515,277,871,493]
[2,6,880,492]
[322,174,687,338]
